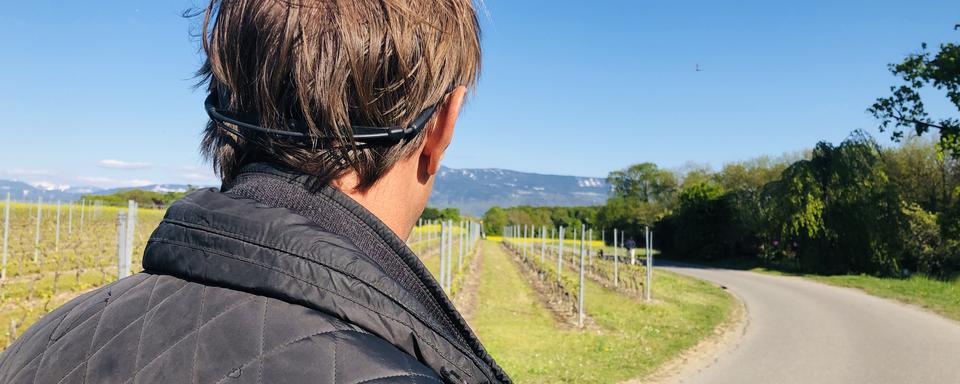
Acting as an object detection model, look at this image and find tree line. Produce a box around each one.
[483,24,960,278]
[660,133,959,276]
[419,207,463,222]
[82,189,190,209]
[484,133,960,277]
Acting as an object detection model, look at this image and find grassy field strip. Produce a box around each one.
[703,256,960,323]
[452,241,486,321]
[474,240,735,383]
[742,266,960,322]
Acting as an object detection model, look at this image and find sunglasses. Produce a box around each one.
[204,88,453,145]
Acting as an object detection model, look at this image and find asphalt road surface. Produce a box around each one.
[660,263,960,384]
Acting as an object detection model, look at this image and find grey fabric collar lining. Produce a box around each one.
[225,166,454,338]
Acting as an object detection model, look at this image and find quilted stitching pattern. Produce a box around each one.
[0,273,441,384]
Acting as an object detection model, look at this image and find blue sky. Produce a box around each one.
[1,0,958,188]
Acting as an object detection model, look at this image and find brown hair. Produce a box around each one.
[197,0,481,191]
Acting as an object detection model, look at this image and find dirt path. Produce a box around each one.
[453,243,486,323]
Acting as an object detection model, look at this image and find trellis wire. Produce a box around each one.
[613,228,619,287]
[645,226,654,302]
[2,192,9,280]
[116,210,128,279]
[439,220,446,292]
[557,226,565,284]
[33,197,42,263]
[55,201,61,254]
[578,224,585,327]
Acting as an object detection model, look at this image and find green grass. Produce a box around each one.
[791,273,960,322]
[697,257,960,323]
[471,240,734,383]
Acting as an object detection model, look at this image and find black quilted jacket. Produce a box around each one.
[0,164,510,384]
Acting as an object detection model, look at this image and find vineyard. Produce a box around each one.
[0,204,479,348]
[0,200,735,383]
[0,200,163,346]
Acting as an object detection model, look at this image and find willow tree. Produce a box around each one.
[762,132,906,275]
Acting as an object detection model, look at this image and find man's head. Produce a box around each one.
[197,0,481,238]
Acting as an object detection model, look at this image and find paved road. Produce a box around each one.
[660,264,960,384]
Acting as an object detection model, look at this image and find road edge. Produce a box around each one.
[780,274,960,326]
[630,282,748,384]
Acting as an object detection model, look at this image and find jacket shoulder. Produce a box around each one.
[0,273,153,383]
[0,273,439,384]
[257,325,442,384]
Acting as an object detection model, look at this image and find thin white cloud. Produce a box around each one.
[98,159,152,170]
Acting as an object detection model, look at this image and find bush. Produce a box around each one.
[901,203,942,275]
[668,182,737,261]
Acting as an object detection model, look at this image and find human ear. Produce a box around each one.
[420,86,467,176]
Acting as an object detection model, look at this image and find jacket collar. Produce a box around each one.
[224,163,466,345]
[143,163,509,383]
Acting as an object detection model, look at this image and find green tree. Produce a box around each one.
[882,136,960,213]
[607,162,678,205]
[716,156,790,193]
[482,205,601,237]
[762,132,907,275]
[600,163,677,234]
[483,207,508,236]
[668,181,738,260]
[869,24,960,157]
[900,202,947,275]
[420,207,441,221]
[439,208,461,221]
[678,165,713,189]
[83,190,188,209]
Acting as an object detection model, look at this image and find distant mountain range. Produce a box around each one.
[0,166,611,215]
[0,180,197,203]
[429,166,609,216]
